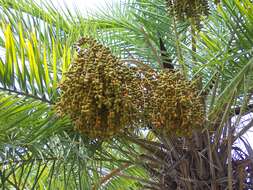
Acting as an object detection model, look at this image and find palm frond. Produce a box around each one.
[0,21,72,102]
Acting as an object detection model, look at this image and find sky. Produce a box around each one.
[42,0,120,15]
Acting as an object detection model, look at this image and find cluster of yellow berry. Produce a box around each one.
[56,37,142,139]
[56,37,204,139]
[147,71,204,136]
[166,0,209,27]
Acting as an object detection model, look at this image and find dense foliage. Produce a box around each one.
[0,0,253,189]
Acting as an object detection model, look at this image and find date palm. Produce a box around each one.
[0,0,253,189]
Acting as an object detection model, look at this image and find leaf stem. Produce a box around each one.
[0,86,54,104]
[171,9,186,76]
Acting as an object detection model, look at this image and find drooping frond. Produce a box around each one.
[0,22,72,103]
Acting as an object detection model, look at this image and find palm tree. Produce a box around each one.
[0,0,253,189]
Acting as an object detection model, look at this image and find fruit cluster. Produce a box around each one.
[56,37,204,139]
[166,0,209,27]
[148,71,204,136]
[56,37,142,139]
